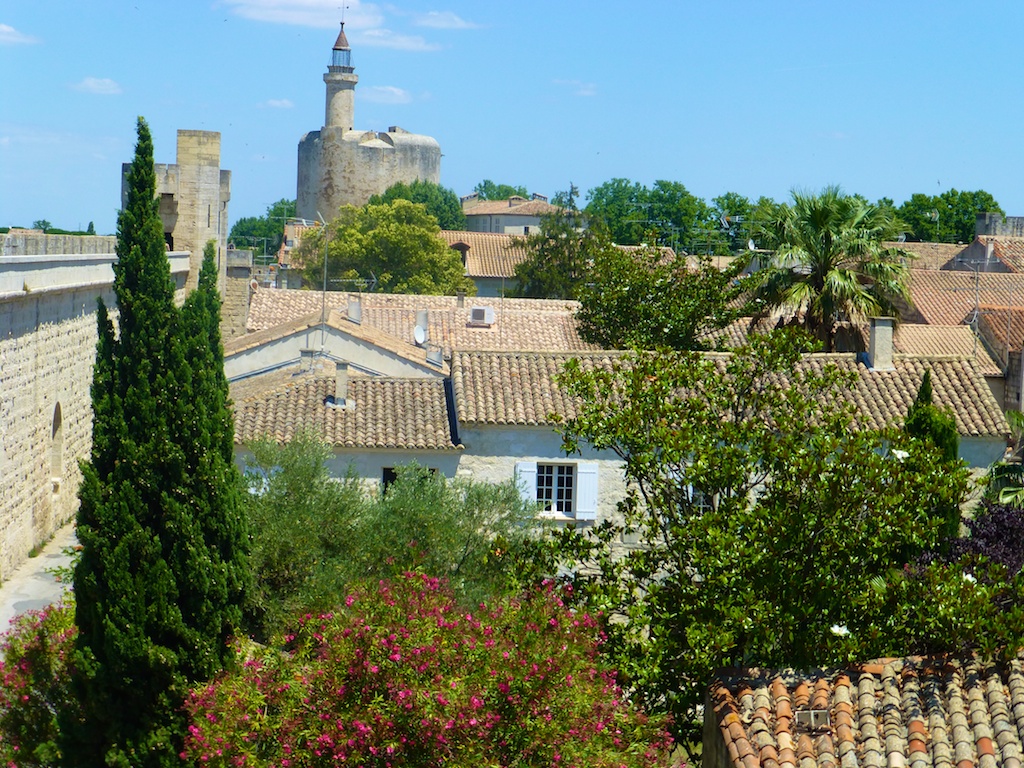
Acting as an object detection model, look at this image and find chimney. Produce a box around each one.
[868,317,895,371]
[457,290,466,308]
[299,348,315,372]
[335,361,349,405]
[986,238,995,262]
[347,294,362,324]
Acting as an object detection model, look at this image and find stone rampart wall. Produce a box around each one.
[0,284,114,578]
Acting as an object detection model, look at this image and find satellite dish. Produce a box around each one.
[249,279,259,291]
[413,325,427,346]
[748,239,756,251]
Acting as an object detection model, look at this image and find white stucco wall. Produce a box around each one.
[454,424,627,527]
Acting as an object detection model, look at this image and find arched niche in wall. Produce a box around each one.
[50,402,63,487]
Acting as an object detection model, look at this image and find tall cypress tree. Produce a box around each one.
[65,119,249,768]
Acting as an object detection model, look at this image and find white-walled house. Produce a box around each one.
[226,293,1009,527]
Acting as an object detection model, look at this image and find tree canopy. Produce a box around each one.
[513,184,615,300]
[584,178,710,252]
[68,119,249,767]
[576,245,747,350]
[549,330,1022,750]
[242,435,537,641]
[897,188,1003,244]
[299,199,475,295]
[229,198,295,261]
[749,186,913,349]
[472,179,529,200]
[368,179,467,231]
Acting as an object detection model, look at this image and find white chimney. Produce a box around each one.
[868,317,895,371]
[299,348,315,372]
[347,294,362,324]
[334,361,350,406]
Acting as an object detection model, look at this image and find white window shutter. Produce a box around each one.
[515,461,538,505]
[575,462,599,520]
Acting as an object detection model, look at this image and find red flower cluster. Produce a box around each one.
[183,574,674,767]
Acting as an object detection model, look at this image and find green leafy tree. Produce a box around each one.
[86,221,95,235]
[300,199,475,295]
[242,435,538,640]
[546,330,1011,750]
[66,119,249,768]
[472,179,529,200]
[32,219,51,233]
[584,178,649,245]
[229,198,296,261]
[750,185,913,349]
[577,246,747,350]
[370,180,467,230]
[897,188,1003,244]
[584,178,710,252]
[514,184,616,300]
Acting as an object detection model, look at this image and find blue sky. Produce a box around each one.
[3,1,1024,235]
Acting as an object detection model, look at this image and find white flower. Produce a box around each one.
[962,573,977,584]
[892,449,909,462]
[830,624,849,637]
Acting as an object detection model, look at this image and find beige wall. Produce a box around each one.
[0,245,189,580]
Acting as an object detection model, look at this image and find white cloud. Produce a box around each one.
[72,77,123,95]
[221,1,448,50]
[0,23,38,44]
[221,0,384,29]
[413,11,477,29]
[261,98,295,109]
[554,79,597,97]
[359,27,439,51]
[360,85,412,105]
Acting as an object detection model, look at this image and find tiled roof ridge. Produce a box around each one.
[235,370,440,404]
[226,310,324,354]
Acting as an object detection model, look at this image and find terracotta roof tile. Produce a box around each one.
[439,230,529,278]
[977,305,1024,352]
[243,288,594,355]
[451,350,1007,437]
[231,367,460,450]
[886,241,969,271]
[712,320,1003,378]
[982,236,1024,273]
[461,198,561,217]
[906,271,1024,326]
[711,657,1024,768]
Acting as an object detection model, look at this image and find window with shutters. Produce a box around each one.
[515,461,599,522]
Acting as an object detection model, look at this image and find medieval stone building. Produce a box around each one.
[296,23,442,222]
[123,130,231,294]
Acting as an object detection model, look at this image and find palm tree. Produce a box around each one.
[751,186,912,350]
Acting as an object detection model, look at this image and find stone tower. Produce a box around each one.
[325,23,357,131]
[125,130,231,293]
[296,23,442,222]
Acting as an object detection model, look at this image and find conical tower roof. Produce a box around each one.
[333,22,350,51]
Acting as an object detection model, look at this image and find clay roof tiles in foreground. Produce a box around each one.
[231,368,460,450]
[451,350,1007,438]
[709,655,1024,768]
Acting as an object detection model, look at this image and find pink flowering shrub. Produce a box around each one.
[0,601,80,767]
[184,574,675,767]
